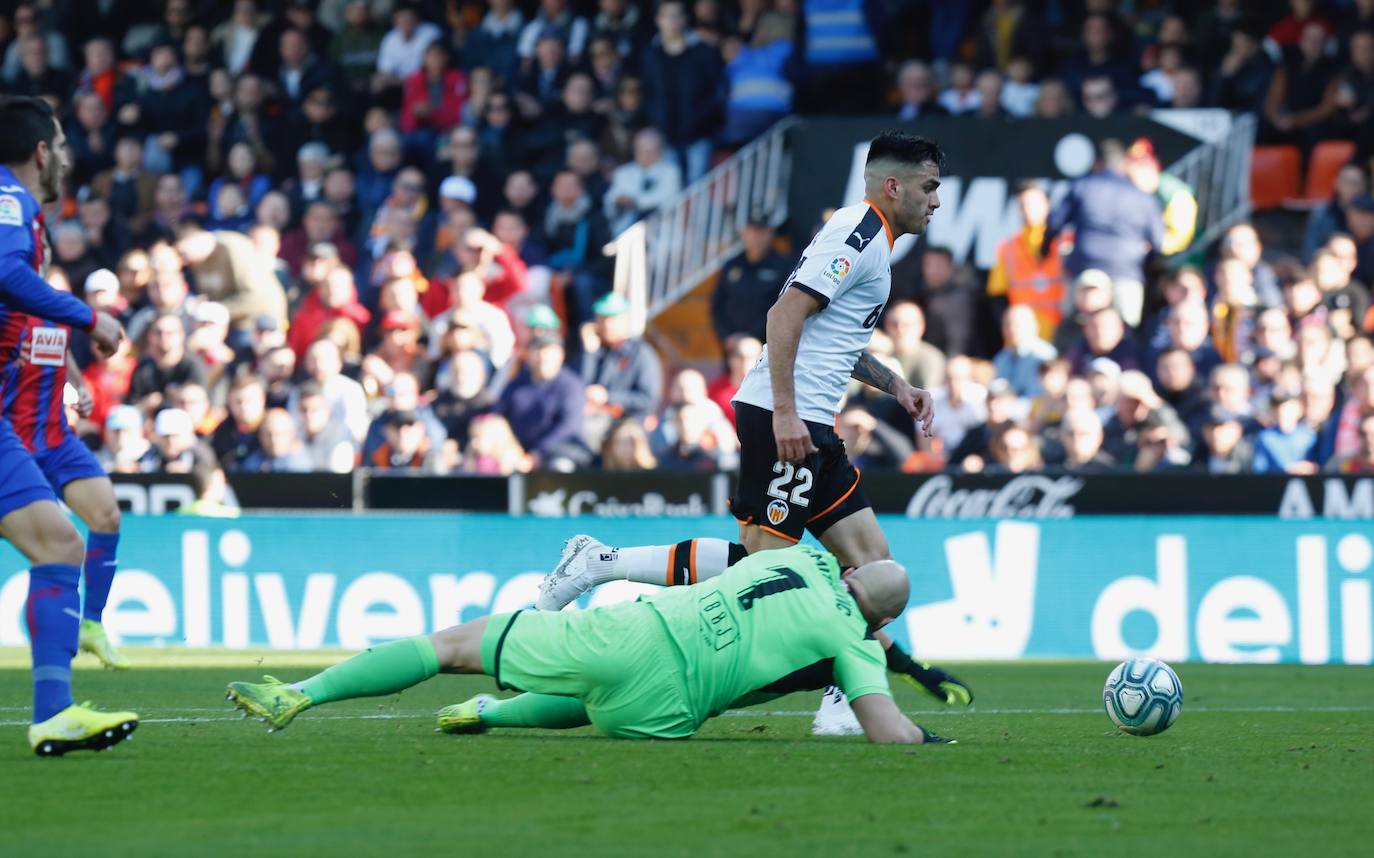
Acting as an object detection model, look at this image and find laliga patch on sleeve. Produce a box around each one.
[821,255,853,286]
[0,194,22,226]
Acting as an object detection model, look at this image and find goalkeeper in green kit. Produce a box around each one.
[226,544,953,744]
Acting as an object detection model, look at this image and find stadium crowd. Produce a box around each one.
[3,0,1374,482]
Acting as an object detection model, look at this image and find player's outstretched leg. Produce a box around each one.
[437,693,590,734]
[228,634,443,731]
[536,535,747,610]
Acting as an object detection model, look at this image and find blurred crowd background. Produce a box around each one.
[4,0,1374,481]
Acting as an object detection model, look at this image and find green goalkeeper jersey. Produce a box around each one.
[642,543,892,720]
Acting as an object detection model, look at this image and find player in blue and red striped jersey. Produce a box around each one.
[3,248,130,670]
[0,96,137,756]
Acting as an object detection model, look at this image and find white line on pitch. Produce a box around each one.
[0,713,413,727]
[4,705,1373,727]
[722,706,1374,716]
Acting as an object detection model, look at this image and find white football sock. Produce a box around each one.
[602,538,738,586]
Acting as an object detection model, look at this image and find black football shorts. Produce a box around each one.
[728,402,871,542]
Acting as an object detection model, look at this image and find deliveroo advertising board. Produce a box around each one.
[0,515,1369,665]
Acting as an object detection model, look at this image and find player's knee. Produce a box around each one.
[431,621,484,673]
[33,522,87,567]
[90,503,121,534]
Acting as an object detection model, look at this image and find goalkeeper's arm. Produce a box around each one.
[851,693,924,743]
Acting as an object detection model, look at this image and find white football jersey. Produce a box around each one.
[734,201,894,423]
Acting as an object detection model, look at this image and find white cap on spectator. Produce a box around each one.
[194,301,230,326]
[439,176,477,204]
[84,268,118,294]
[106,405,142,431]
[63,382,79,407]
[154,408,194,437]
[1088,357,1121,379]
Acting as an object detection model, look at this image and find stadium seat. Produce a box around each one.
[1250,145,1301,211]
[1284,140,1358,209]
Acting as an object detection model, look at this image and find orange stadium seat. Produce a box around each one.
[1250,145,1301,211]
[1285,140,1358,208]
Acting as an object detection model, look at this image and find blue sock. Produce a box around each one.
[81,530,120,623]
[27,563,80,723]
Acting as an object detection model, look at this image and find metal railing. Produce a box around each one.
[609,112,1255,330]
[608,118,797,333]
[1160,112,1256,253]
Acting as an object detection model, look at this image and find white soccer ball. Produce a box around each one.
[1102,658,1183,736]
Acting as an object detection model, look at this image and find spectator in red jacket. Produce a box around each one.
[706,334,762,427]
[1267,0,1332,49]
[288,264,373,359]
[447,226,529,310]
[400,42,467,140]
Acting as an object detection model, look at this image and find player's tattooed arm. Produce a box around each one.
[851,351,937,438]
[850,351,902,395]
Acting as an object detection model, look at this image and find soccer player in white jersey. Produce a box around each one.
[538,132,972,733]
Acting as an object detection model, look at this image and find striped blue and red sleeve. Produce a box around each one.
[0,189,95,330]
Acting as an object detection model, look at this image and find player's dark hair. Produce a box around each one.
[866,131,945,173]
[0,96,57,165]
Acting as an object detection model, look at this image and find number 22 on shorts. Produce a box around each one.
[765,462,812,525]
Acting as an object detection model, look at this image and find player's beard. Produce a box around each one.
[37,151,62,204]
[905,200,928,236]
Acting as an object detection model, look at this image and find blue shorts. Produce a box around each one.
[33,431,107,494]
[0,419,57,521]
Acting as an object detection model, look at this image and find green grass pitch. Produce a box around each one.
[3,650,1372,857]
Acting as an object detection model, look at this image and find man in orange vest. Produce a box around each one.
[987,180,1067,342]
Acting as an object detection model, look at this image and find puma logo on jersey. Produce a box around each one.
[845,208,886,253]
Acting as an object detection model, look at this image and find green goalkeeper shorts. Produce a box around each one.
[481,603,699,739]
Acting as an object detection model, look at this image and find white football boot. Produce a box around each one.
[535,535,609,611]
[811,685,864,736]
